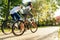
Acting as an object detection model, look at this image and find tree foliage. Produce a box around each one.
[0,0,60,26]
[0,0,22,19]
[32,0,59,26]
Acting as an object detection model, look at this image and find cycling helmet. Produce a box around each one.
[27,2,32,6]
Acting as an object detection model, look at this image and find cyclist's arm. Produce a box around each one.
[31,6,36,13]
[20,9,24,14]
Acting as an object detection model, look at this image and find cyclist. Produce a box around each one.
[21,2,34,21]
[10,2,34,31]
[21,2,35,30]
[10,2,34,21]
[10,5,25,31]
[10,5,22,21]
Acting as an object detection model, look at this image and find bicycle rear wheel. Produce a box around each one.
[1,20,12,35]
[12,21,25,36]
[30,21,38,33]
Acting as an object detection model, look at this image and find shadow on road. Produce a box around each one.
[37,31,58,40]
[0,32,33,40]
[0,35,15,40]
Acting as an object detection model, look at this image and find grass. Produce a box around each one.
[0,26,51,32]
[58,28,60,40]
[0,28,11,33]
[0,30,1,32]
[38,26,51,28]
[0,28,1,32]
[3,29,12,32]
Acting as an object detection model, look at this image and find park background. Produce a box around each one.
[0,0,60,40]
[0,0,60,26]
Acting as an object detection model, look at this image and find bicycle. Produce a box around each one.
[1,19,13,35]
[12,14,38,36]
[1,14,16,35]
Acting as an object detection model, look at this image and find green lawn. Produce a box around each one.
[0,26,47,32]
[0,30,1,32]
[58,29,60,40]
[0,28,11,32]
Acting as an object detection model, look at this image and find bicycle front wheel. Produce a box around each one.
[1,20,12,35]
[12,21,25,36]
[30,21,38,33]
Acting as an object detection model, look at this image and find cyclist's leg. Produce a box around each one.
[27,12,34,21]
[28,13,37,28]
[22,14,27,21]
[14,13,25,31]
[11,14,16,21]
[20,22,24,31]
[22,14,29,30]
[14,13,20,21]
[28,12,33,18]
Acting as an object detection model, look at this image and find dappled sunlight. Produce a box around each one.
[0,0,60,40]
[22,0,36,4]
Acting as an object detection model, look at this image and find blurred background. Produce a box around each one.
[0,0,60,27]
[0,0,60,40]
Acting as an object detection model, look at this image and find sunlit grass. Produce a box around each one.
[58,28,60,40]
[0,26,47,32]
[0,28,1,32]
[3,29,11,32]
[0,30,1,32]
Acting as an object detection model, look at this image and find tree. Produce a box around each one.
[32,0,58,26]
[0,0,59,26]
[0,0,22,20]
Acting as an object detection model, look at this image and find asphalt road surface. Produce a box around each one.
[0,27,59,40]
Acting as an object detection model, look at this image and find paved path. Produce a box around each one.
[0,27,59,40]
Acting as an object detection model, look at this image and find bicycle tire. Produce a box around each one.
[1,20,12,35]
[12,20,25,36]
[30,21,38,33]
